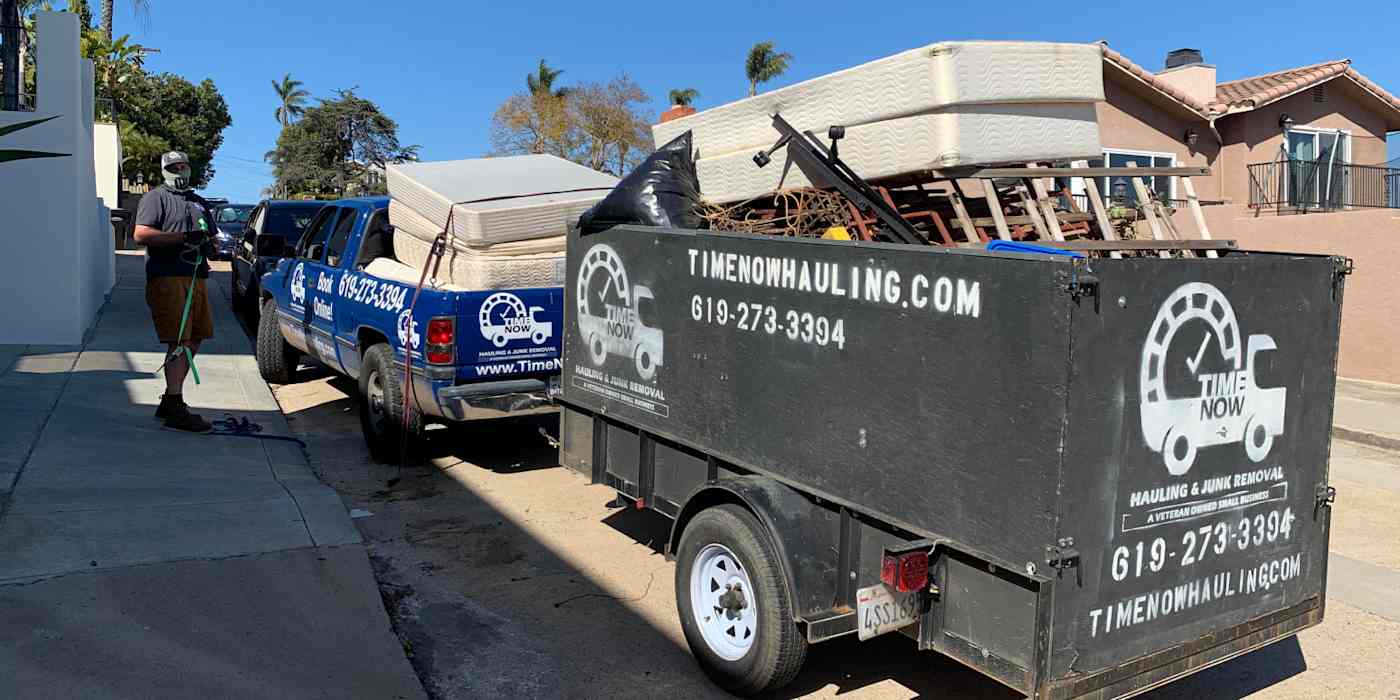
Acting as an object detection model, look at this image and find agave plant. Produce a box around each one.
[0,115,71,163]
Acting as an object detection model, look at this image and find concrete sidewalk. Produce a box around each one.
[1335,377,1400,452]
[0,253,425,699]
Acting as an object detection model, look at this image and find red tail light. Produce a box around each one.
[881,551,930,593]
[426,317,454,365]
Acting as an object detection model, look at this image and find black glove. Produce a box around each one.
[183,229,208,246]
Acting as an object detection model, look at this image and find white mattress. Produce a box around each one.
[363,257,469,291]
[386,154,617,245]
[392,232,565,291]
[695,103,1102,203]
[654,41,1104,159]
[388,198,585,254]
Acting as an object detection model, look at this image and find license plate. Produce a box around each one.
[856,584,921,641]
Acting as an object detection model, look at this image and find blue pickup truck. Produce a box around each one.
[256,196,562,461]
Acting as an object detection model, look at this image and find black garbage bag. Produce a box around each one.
[577,131,703,233]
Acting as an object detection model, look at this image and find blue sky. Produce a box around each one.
[108,0,1400,203]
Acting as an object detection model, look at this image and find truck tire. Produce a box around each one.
[256,298,299,384]
[358,343,421,464]
[675,504,807,696]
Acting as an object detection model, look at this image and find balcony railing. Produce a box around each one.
[1249,158,1400,212]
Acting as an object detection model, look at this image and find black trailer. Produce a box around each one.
[556,224,1347,698]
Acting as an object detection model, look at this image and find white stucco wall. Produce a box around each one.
[0,12,113,345]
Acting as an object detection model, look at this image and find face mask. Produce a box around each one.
[163,166,191,191]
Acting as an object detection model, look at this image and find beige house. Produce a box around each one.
[1094,45,1400,384]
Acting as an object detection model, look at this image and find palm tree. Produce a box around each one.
[99,0,148,40]
[745,41,792,97]
[668,88,699,107]
[526,59,567,97]
[272,73,309,127]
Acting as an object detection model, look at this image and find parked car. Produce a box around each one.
[230,200,326,314]
[210,202,255,259]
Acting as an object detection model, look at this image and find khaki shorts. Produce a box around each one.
[146,276,214,344]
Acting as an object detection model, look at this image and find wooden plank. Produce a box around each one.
[1181,176,1218,258]
[916,166,1212,179]
[1082,174,1118,241]
[981,183,1013,241]
[1024,167,1066,241]
[1017,186,1051,240]
[1128,171,1171,259]
[947,180,982,244]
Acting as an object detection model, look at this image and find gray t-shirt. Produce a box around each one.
[135,184,214,279]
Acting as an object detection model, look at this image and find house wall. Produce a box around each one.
[1096,76,1219,198]
[1214,82,1392,205]
[0,12,112,345]
[1166,204,1400,384]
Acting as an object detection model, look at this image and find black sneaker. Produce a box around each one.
[163,402,213,433]
[154,394,184,421]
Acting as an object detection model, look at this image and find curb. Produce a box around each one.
[1333,426,1400,453]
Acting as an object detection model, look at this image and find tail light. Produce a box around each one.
[881,551,929,593]
[426,317,454,365]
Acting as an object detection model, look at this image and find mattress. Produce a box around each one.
[392,231,565,291]
[695,103,1102,203]
[388,199,580,254]
[653,41,1104,159]
[386,154,618,245]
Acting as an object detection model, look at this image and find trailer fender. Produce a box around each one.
[670,475,841,621]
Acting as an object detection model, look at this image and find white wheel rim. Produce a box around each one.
[690,543,758,662]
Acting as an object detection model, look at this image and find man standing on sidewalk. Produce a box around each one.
[132,151,215,432]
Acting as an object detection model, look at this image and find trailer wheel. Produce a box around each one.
[256,298,299,384]
[675,504,807,695]
[358,343,421,464]
[1244,415,1274,462]
[1161,426,1196,475]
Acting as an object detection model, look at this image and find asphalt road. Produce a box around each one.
[235,269,1400,699]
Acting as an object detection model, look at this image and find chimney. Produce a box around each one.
[660,104,696,123]
[1156,48,1217,106]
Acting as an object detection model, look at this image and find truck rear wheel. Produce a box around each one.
[358,343,421,464]
[675,504,807,695]
[256,298,299,384]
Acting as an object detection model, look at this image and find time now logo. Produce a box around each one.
[576,244,663,381]
[1139,283,1286,475]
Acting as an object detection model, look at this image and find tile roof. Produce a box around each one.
[1099,45,1400,119]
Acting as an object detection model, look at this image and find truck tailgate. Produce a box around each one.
[1049,253,1344,695]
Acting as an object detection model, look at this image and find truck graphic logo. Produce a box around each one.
[290,263,306,307]
[479,292,552,347]
[1140,282,1285,475]
[396,309,420,350]
[576,244,663,380]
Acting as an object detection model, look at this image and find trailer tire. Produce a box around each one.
[358,343,421,464]
[256,298,299,384]
[675,504,807,696]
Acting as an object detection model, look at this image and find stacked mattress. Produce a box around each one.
[386,154,618,289]
[652,41,1106,203]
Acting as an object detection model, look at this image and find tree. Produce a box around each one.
[490,72,653,177]
[272,73,309,126]
[526,59,567,97]
[745,41,792,97]
[668,88,698,107]
[572,76,652,175]
[269,89,418,198]
[98,0,146,40]
[82,32,147,120]
[120,71,232,188]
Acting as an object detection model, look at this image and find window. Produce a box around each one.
[1285,128,1350,209]
[241,205,264,246]
[1100,150,1176,206]
[217,205,254,224]
[325,208,359,266]
[297,207,339,260]
[355,210,395,269]
[264,203,325,238]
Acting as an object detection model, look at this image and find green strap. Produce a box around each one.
[171,251,202,385]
